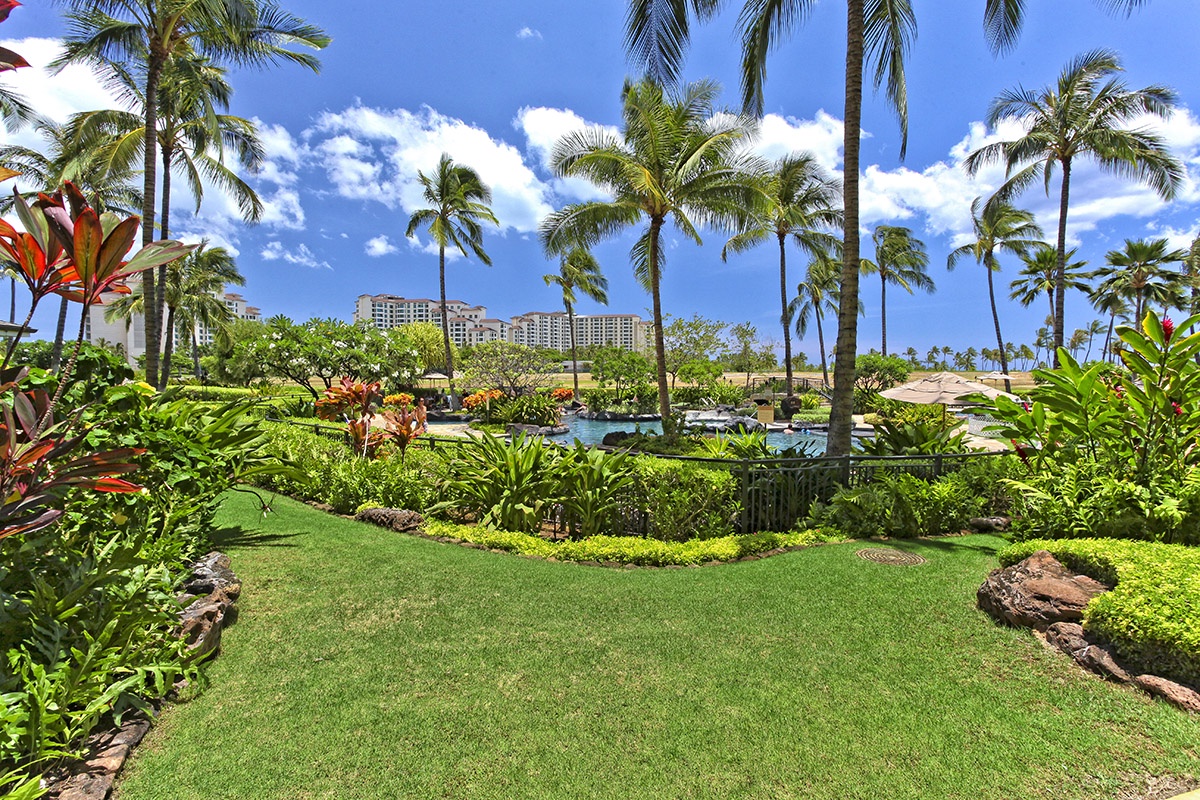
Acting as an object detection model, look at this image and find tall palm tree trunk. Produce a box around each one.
[161,306,176,384]
[828,0,865,458]
[879,272,888,357]
[1104,311,1116,363]
[816,306,829,387]
[567,301,580,399]
[155,148,173,389]
[141,53,163,387]
[987,263,1012,393]
[648,218,671,426]
[778,233,793,395]
[1053,158,1072,367]
[8,277,14,323]
[192,330,202,379]
[49,296,69,372]
[437,246,459,410]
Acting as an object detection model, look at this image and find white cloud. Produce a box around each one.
[513,106,618,201]
[364,234,398,257]
[752,110,845,173]
[309,104,554,233]
[260,241,331,269]
[516,27,542,40]
[405,233,461,261]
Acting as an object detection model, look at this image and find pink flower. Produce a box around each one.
[1163,317,1176,343]
[1173,401,1183,417]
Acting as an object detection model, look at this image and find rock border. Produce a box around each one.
[40,552,242,800]
[978,551,1200,715]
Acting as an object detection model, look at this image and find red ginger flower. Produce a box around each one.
[1163,316,1175,343]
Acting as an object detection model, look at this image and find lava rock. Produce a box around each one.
[1044,622,1131,683]
[969,516,1012,532]
[180,551,240,600]
[354,507,425,533]
[601,430,633,447]
[1134,675,1200,713]
[178,588,234,661]
[977,550,1109,631]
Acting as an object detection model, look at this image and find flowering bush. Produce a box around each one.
[462,388,504,411]
[551,387,574,402]
[383,392,414,408]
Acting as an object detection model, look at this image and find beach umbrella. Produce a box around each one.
[880,371,1017,406]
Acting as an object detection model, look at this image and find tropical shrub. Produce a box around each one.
[794,391,822,410]
[854,353,910,392]
[999,538,1200,688]
[495,394,560,427]
[433,433,559,533]
[550,387,574,403]
[808,467,991,538]
[856,419,971,456]
[625,458,739,541]
[554,443,635,538]
[978,313,1200,542]
[791,408,831,424]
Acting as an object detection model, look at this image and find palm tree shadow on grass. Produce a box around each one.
[880,537,1005,558]
[207,524,300,551]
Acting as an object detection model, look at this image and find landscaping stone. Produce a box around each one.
[601,430,633,447]
[178,587,234,661]
[977,550,1109,631]
[180,551,240,600]
[969,515,1012,532]
[684,409,765,433]
[507,423,569,437]
[44,715,152,800]
[779,395,804,419]
[1044,622,1132,683]
[354,507,424,532]
[1134,675,1200,713]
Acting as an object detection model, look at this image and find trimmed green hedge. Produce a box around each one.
[627,456,739,540]
[999,538,1200,689]
[421,520,834,566]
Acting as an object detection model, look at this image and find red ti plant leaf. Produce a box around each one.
[0,2,21,25]
[0,45,28,72]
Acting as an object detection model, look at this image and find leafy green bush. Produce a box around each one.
[856,419,971,456]
[496,394,560,427]
[671,382,747,408]
[625,458,739,541]
[791,408,831,424]
[1006,461,1200,545]
[252,422,444,514]
[794,392,823,410]
[422,520,834,566]
[433,433,559,533]
[999,538,1200,688]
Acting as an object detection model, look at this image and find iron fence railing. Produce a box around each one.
[267,417,1009,535]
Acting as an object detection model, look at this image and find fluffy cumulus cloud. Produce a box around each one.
[308,104,554,233]
[260,241,331,270]
[364,234,398,257]
[513,106,619,202]
[516,27,542,40]
[752,110,845,172]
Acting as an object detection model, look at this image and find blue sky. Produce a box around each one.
[4,0,1200,362]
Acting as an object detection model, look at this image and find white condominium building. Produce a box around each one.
[354,293,648,352]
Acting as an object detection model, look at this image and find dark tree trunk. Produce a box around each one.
[1053,157,1072,367]
[879,271,888,357]
[987,259,1012,394]
[778,231,793,395]
[438,246,459,410]
[155,145,173,389]
[49,296,69,372]
[8,276,14,323]
[816,305,829,387]
[648,217,671,428]
[141,53,163,386]
[192,329,202,379]
[827,0,864,458]
[567,301,580,399]
[161,306,176,385]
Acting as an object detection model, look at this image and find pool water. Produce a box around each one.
[548,414,828,453]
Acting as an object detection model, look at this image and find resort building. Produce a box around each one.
[86,286,262,365]
[354,293,649,352]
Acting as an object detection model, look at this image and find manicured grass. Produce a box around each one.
[118,494,1198,800]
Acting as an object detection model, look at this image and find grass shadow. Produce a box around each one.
[882,535,1006,557]
[208,524,300,551]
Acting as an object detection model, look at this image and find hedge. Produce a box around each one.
[999,538,1200,689]
[420,519,834,566]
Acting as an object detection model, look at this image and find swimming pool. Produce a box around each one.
[546,414,828,453]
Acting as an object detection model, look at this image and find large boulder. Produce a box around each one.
[684,410,765,434]
[180,551,240,601]
[601,430,633,447]
[977,550,1109,631]
[178,587,234,661]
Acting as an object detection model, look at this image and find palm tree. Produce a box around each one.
[540,79,761,425]
[406,153,498,410]
[1183,234,1200,328]
[964,50,1182,365]
[54,0,329,385]
[984,0,1151,54]
[75,56,265,386]
[947,197,1042,392]
[1090,238,1187,325]
[1008,243,1089,323]
[543,246,608,399]
[623,0,916,455]
[721,153,841,396]
[789,251,841,387]
[860,225,931,358]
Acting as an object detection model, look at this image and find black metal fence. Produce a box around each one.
[271,417,1008,534]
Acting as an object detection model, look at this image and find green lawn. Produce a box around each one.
[117,493,1198,800]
